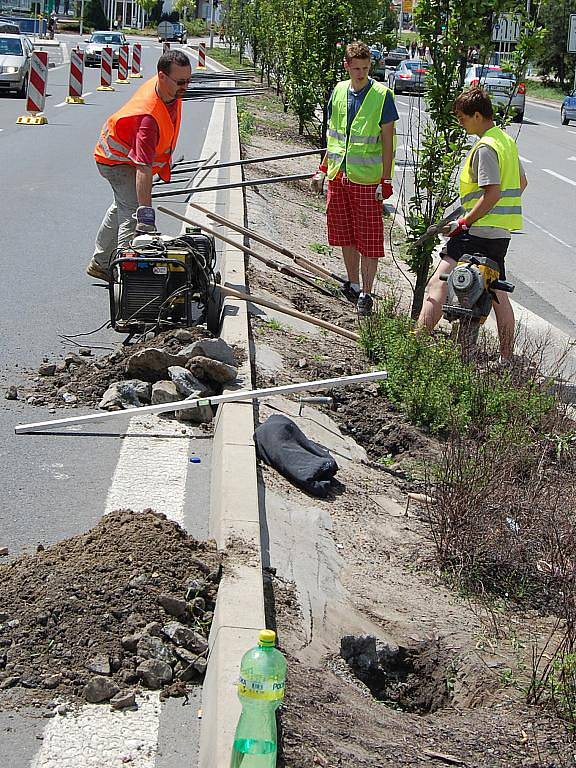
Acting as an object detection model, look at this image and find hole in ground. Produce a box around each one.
[340,635,453,714]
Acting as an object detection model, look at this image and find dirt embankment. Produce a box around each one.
[237,79,573,766]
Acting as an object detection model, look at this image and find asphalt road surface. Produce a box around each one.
[0,34,235,766]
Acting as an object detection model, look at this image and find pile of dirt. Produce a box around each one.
[0,509,221,707]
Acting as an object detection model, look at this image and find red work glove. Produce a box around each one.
[444,218,469,237]
[375,179,393,201]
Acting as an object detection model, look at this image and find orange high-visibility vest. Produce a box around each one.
[94,76,182,182]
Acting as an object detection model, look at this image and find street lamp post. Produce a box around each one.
[79,0,84,35]
[209,0,215,49]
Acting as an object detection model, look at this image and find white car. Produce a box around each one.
[84,31,127,68]
[464,65,525,123]
[0,33,33,98]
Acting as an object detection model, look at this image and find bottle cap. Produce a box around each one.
[258,629,276,647]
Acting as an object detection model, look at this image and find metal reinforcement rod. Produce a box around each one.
[157,206,333,296]
[186,201,346,286]
[15,372,386,434]
[152,173,312,199]
[173,146,325,172]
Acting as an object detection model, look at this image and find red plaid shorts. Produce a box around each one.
[326,174,385,258]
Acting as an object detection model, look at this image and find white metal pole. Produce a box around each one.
[79,0,85,36]
[209,0,215,48]
[14,371,387,434]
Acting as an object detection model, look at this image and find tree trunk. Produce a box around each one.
[410,251,433,320]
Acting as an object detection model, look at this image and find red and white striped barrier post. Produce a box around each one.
[116,44,130,84]
[17,50,48,125]
[162,41,170,54]
[130,42,142,78]
[197,41,206,69]
[97,47,115,91]
[65,48,85,104]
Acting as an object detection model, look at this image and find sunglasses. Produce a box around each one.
[164,73,192,87]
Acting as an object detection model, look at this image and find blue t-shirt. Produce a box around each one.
[327,79,399,133]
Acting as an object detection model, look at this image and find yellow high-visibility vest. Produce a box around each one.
[460,125,522,231]
[326,80,395,184]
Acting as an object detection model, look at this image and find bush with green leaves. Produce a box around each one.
[360,304,554,440]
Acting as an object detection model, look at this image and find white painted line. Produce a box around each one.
[569,130,576,136]
[519,155,532,164]
[542,168,576,186]
[536,121,559,129]
[104,415,190,522]
[523,215,573,250]
[82,91,93,98]
[31,693,161,768]
[54,100,67,107]
[569,156,576,162]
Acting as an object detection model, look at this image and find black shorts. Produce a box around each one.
[442,234,510,280]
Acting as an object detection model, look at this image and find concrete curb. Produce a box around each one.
[526,95,563,109]
[199,55,266,768]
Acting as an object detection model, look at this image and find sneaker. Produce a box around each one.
[86,258,111,282]
[356,293,373,318]
[340,280,360,304]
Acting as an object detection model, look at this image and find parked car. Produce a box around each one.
[384,45,409,67]
[0,33,33,97]
[464,64,525,122]
[0,21,20,34]
[84,31,127,68]
[561,91,576,125]
[157,21,187,44]
[388,59,429,95]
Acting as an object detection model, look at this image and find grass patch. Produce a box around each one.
[237,96,255,143]
[525,81,568,103]
[308,242,333,256]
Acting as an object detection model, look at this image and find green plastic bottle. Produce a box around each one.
[230,629,287,767]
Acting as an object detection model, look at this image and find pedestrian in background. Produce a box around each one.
[86,50,191,282]
[417,88,527,362]
[310,40,398,317]
[410,39,417,59]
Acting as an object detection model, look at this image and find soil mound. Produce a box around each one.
[0,509,221,706]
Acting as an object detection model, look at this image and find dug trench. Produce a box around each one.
[236,99,572,763]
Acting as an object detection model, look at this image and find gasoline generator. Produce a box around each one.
[108,230,222,339]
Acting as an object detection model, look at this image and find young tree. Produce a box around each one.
[534,0,576,89]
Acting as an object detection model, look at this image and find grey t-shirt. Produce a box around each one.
[467,145,525,240]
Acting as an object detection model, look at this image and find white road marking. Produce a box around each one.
[519,155,532,164]
[54,91,92,107]
[536,121,559,129]
[104,415,190,522]
[523,215,573,250]
[54,100,67,107]
[569,156,576,162]
[542,168,576,186]
[31,693,161,768]
[569,130,576,136]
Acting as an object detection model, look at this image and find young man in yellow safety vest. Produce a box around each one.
[417,87,527,361]
[311,40,398,317]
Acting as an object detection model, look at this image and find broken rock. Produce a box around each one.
[161,622,208,655]
[151,381,180,406]
[187,356,237,384]
[38,363,57,376]
[4,386,18,401]
[174,395,213,424]
[167,366,212,398]
[125,348,188,382]
[137,659,173,689]
[158,593,187,619]
[181,338,236,367]
[98,380,152,411]
[110,690,137,711]
[82,676,120,703]
[137,635,176,666]
[86,654,111,676]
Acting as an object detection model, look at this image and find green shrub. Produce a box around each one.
[185,18,207,36]
[360,304,554,441]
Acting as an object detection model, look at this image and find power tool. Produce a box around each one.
[108,229,222,341]
[440,255,514,352]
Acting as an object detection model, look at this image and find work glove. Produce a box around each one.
[443,217,469,238]
[375,179,393,201]
[135,206,156,233]
[310,166,327,195]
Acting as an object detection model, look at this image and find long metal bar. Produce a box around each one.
[15,372,386,434]
[152,173,312,199]
[173,147,325,173]
[157,206,333,296]
[186,202,346,286]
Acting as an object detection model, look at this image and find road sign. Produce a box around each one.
[568,13,576,53]
[492,13,521,43]
[402,0,413,11]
